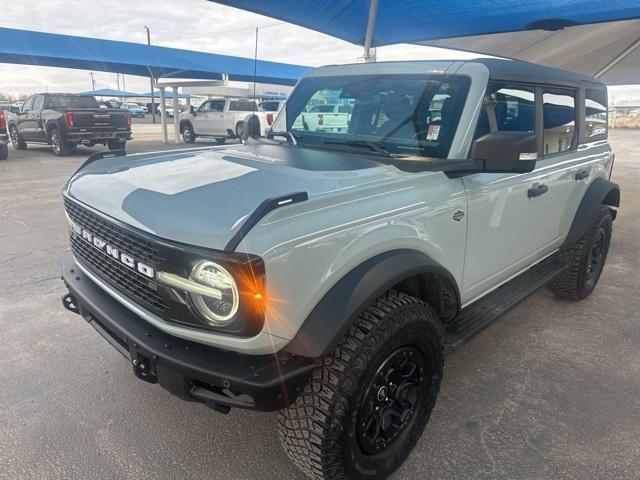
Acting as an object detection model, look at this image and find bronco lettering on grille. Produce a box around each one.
[71,221,155,278]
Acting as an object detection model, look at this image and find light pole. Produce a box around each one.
[145,25,156,124]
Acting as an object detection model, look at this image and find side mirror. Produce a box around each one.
[471,132,538,173]
[190,105,196,115]
[244,114,261,140]
[9,106,19,114]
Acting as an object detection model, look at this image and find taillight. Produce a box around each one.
[126,112,132,127]
[318,114,323,126]
[0,111,5,129]
[266,113,274,126]
[64,112,74,127]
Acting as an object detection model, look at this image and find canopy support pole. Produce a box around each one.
[362,0,379,62]
[160,87,168,143]
[595,31,640,79]
[173,86,180,144]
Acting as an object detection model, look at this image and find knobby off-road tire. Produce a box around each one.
[9,125,26,150]
[279,291,444,480]
[548,204,612,300]
[50,127,71,156]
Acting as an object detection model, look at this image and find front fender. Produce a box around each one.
[284,249,459,358]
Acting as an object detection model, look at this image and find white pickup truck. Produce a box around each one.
[292,103,352,133]
[179,98,257,144]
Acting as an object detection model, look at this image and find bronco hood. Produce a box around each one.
[66,143,403,250]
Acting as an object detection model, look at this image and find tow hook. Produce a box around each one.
[62,293,80,314]
[132,356,158,384]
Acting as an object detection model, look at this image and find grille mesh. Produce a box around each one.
[65,198,167,313]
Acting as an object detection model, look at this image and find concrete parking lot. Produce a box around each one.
[1,131,639,480]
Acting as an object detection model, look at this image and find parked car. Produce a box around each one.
[0,100,11,111]
[0,109,9,160]
[293,103,352,132]
[179,98,257,143]
[120,102,145,118]
[242,100,286,137]
[8,93,131,156]
[61,58,618,480]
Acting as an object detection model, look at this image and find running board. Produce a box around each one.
[444,257,566,352]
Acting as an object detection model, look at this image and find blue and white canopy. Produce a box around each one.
[211,0,640,84]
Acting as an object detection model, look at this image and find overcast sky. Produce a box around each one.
[1,0,638,101]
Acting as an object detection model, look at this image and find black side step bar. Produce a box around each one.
[444,257,567,353]
[224,191,308,253]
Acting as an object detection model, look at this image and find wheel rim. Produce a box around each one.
[357,346,426,455]
[51,131,60,154]
[586,227,606,282]
[10,126,19,148]
[183,128,191,142]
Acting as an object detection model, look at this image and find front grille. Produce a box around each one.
[65,198,167,313]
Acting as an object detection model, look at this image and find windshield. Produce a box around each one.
[50,95,99,109]
[273,74,470,158]
[258,101,281,112]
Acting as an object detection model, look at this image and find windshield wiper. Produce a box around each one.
[320,139,391,157]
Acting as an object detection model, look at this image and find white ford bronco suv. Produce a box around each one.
[61,58,619,480]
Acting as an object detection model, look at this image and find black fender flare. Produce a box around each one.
[284,249,460,358]
[562,177,620,248]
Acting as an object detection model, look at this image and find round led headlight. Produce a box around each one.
[189,261,239,326]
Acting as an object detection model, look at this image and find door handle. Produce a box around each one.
[527,183,548,198]
[574,169,590,181]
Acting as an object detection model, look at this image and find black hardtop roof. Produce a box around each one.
[471,58,606,89]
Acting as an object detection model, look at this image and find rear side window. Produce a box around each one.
[474,85,535,138]
[543,90,576,155]
[585,88,607,139]
[50,96,99,109]
[229,100,256,111]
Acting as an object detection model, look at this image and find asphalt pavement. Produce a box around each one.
[1,131,639,480]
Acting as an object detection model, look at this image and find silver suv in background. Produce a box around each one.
[61,58,618,480]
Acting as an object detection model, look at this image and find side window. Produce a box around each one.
[32,95,44,111]
[22,96,34,112]
[543,90,576,155]
[585,88,607,139]
[210,101,225,112]
[474,85,535,138]
[197,101,210,113]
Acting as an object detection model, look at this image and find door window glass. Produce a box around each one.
[22,97,34,112]
[585,88,607,139]
[210,101,225,112]
[197,101,210,113]
[32,95,44,111]
[543,90,576,154]
[474,85,535,138]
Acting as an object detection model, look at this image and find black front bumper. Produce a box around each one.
[61,251,315,412]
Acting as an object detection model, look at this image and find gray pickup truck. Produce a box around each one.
[61,58,619,480]
[8,93,131,156]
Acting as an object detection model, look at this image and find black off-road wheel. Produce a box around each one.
[50,128,71,156]
[548,205,613,300]
[0,143,8,160]
[279,291,444,480]
[9,125,26,150]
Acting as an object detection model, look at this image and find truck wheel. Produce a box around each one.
[279,291,443,480]
[0,143,8,160]
[108,139,126,151]
[50,128,71,156]
[181,123,196,144]
[548,205,612,300]
[9,125,26,150]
